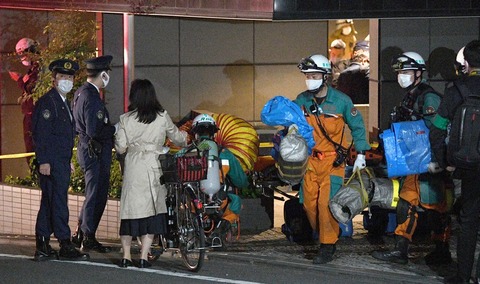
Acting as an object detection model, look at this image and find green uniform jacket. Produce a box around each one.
[293,87,370,152]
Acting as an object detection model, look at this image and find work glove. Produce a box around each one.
[427,162,443,174]
[446,166,456,172]
[353,154,366,172]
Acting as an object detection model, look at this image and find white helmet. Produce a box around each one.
[15,38,37,66]
[191,114,218,135]
[456,46,467,74]
[391,51,426,72]
[298,54,332,74]
[15,38,37,55]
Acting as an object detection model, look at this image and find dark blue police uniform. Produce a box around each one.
[33,87,75,241]
[32,59,88,261]
[72,55,115,252]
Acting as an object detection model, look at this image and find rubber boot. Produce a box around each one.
[59,239,90,261]
[313,243,336,264]
[34,235,58,261]
[371,236,409,264]
[424,241,452,265]
[71,221,83,248]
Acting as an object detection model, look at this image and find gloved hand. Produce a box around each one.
[446,166,456,172]
[353,154,366,172]
[427,162,443,174]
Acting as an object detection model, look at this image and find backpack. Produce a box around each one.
[281,195,313,243]
[448,80,480,170]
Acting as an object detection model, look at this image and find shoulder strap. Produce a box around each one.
[454,80,478,100]
[310,99,348,150]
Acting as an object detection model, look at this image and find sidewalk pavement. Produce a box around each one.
[228,222,454,283]
[0,219,456,283]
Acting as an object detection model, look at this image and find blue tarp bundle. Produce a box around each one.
[261,96,315,154]
[381,120,431,178]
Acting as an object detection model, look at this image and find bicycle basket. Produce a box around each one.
[176,150,208,182]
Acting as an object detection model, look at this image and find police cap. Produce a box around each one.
[48,59,79,75]
[84,55,113,72]
[354,41,369,52]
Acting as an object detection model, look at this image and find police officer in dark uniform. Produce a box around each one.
[32,59,89,261]
[71,55,115,253]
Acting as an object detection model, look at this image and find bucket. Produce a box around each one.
[339,220,353,237]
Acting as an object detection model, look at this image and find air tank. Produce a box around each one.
[200,140,221,200]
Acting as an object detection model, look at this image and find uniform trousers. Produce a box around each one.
[35,159,71,240]
[78,144,112,236]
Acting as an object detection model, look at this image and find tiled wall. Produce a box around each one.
[0,183,273,239]
[0,184,120,240]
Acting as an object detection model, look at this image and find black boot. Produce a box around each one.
[34,235,58,261]
[59,239,90,261]
[208,219,231,247]
[425,241,452,265]
[82,235,111,253]
[313,243,336,264]
[371,236,409,264]
[71,222,83,248]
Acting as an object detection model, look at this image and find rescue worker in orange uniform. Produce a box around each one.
[371,52,452,265]
[294,54,370,264]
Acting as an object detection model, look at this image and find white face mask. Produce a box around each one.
[397,73,413,88]
[342,26,352,35]
[57,79,73,94]
[306,79,323,91]
[101,71,110,88]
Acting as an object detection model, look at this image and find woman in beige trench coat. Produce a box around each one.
[115,79,187,268]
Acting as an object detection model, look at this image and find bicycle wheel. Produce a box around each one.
[177,185,205,272]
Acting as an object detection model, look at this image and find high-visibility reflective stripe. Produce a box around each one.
[391,179,400,208]
[259,142,273,148]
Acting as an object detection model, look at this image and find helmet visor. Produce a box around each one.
[298,57,324,72]
[391,56,420,71]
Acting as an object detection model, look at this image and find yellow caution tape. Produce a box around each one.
[0,148,79,160]
[391,179,400,208]
[0,152,35,159]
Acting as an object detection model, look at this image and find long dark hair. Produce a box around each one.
[127,79,165,124]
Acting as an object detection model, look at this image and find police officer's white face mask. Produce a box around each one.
[57,79,73,94]
[101,71,110,88]
[397,73,413,88]
[306,79,323,91]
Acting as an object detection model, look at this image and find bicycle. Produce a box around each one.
[149,180,206,272]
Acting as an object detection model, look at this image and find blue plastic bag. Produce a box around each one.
[380,120,431,178]
[261,96,315,153]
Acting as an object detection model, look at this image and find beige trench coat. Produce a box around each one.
[115,110,187,220]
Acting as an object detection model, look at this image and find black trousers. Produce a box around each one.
[457,171,480,280]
